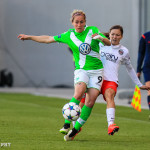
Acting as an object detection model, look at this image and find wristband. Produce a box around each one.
[92,35,104,41]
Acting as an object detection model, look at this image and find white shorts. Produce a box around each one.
[74,69,104,91]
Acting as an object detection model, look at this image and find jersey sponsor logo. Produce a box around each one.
[118,49,124,55]
[100,51,118,63]
[79,43,91,55]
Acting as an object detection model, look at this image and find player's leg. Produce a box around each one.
[60,70,88,135]
[64,69,103,141]
[74,88,99,129]
[72,93,86,127]
[102,81,119,135]
[105,88,119,135]
[60,83,86,134]
[64,88,99,141]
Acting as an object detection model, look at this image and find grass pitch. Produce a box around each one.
[0,93,150,150]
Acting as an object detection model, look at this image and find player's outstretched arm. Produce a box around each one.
[140,85,150,91]
[100,37,111,46]
[126,64,150,90]
[17,34,56,44]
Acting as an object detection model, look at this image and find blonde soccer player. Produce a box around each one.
[18,9,110,141]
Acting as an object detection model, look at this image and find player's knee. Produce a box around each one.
[105,89,115,98]
[73,94,83,101]
[85,100,95,108]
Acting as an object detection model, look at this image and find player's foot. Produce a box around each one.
[108,124,119,135]
[59,123,70,135]
[64,127,81,141]
[72,127,82,140]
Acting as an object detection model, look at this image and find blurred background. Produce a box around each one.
[0,0,149,89]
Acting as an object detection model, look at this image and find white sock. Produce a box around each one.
[106,108,115,127]
[72,121,76,127]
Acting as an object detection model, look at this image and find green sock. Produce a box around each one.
[65,119,71,124]
[70,97,80,105]
[74,105,92,130]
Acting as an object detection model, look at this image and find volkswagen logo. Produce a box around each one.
[79,43,91,55]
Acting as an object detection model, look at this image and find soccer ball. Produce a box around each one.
[62,102,81,121]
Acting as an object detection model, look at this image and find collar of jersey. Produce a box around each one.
[111,44,121,49]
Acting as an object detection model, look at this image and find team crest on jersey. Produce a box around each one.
[58,35,61,38]
[79,43,91,55]
[118,49,124,55]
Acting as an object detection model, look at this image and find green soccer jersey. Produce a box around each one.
[53,26,105,70]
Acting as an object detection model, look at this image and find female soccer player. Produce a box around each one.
[18,9,111,141]
[96,25,150,135]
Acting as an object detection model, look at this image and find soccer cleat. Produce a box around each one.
[108,124,119,135]
[59,127,69,135]
[72,127,82,140]
[64,128,82,141]
[59,123,70,135]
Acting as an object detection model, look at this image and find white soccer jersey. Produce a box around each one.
[100,44,143,87]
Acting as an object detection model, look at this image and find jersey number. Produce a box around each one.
[98,76,102,83]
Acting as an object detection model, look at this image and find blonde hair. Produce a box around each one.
[70,9,86,22]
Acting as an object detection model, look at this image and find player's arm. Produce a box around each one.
[17,34,56,44]
[124,52,143,88]
[125,62,150,90]
[92,33,111,46]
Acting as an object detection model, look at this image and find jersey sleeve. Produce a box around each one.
[125,63,143,87]
[121,49,131,65]
[92,26,100,34]
[53,31,69,44]
[123,50,143,87]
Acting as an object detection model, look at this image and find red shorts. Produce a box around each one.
[101,80,118,100]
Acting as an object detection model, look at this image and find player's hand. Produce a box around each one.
[17,34,30,41]
[140,85,150,90]
[92,33,98,38]
[92,34,104,41]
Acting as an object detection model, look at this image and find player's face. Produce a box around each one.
[109,29,123,45]
[72,15,86,33]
